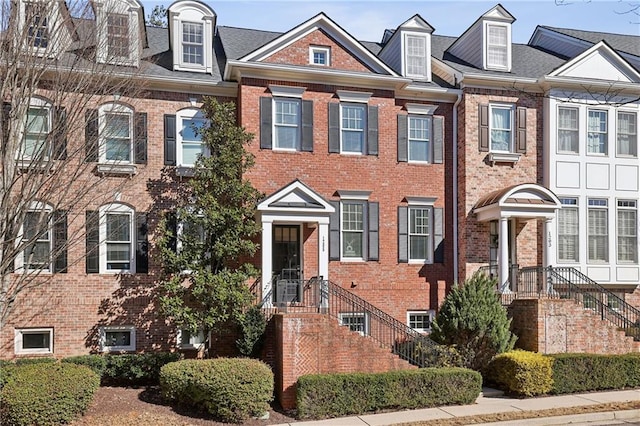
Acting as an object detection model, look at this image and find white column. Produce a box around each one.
[318,220,329,309]
[499,217,510,293]
[261,219,273,307]
[544,218,554,268]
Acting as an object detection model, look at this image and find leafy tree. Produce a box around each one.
[430,272,517,372]
[145,5,167,28]
[157,98,262,357]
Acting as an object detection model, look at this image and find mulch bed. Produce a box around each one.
[72,386,298,426]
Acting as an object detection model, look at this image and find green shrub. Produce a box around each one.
[486,350,553,396]
[236,305,267,357]
[549,353,640,394]
[0,363,99,426]
[296,367,482,420]
[0,363,17,390]
[430,272,517,372]
[14,357,56,366]
[160,358,274,423]
[102,352,181,385]
[394,340,466,368]
[62,355,107,376]
[1,358,56,390]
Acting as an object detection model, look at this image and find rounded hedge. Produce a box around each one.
[160,358,274,423]
[0,362,100,426]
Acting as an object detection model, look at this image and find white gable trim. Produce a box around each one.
[398,14,434,33]
[258,180,335,214]
[548,41,640,82]
[239,13,398,76]
[482,4,516,23]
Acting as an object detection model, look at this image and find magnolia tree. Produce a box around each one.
[157,98,263,357]
[0,0,147,327]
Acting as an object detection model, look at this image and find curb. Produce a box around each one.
[473,409,640,426]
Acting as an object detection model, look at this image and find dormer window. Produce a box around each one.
[107,13,130,58]
[95,0,142,67]
[26,3,48,49]
[404,34,428,78]
[485,22,510,71]
[168,1,216,74]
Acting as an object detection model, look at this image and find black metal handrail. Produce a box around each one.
[519,266,640,340]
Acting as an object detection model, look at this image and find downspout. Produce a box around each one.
[452,92,462,285]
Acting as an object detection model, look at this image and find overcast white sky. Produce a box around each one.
[145,0,639,43]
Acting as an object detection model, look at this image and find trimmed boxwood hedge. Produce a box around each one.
[0,363,99,426]
[160,358,274,423]
[549,353,640,394]
[486,350,553,397]
[296,367,482,419]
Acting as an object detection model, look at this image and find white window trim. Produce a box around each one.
[100,325,136,352]
[587,198,609,264]
[408,115,432,164]
[15,201,54,273]
[18,1,57,58]
[407,310,435,333]
[272,98,301,151]
[177,328,208,350]
[98,103,134,165]
[557,105,580,154]
[408,205,434,264]
[14,327,53,355]
[484,21,511,72]
[616,199,638,264]
[586,108,608,156]
[169,2,215,74]
[557,197,580,264]
[489,103,515,153]
[402,31,431,80]
[99,203,135,274]
[177,108,208,168]
[95,2,141,67]
[336,91,372,104]
[309,46,330,66]
[340,200,366,261]
[616,110,637,158]
[17,97,53,164]
[339,103,367,155]
[338,312,369,336]
[268,85,306,98]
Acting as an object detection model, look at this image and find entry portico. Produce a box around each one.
[473,183,562,292]
[256,180,335,304]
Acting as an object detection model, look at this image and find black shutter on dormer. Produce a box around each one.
[134,112,147,164]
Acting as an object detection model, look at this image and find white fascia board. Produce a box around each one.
[460,74,542,93]
[538,75,640,94]
[225,60,410,90]
[396,86,461,103]
[432,57,463,85]
[240,14,398,76]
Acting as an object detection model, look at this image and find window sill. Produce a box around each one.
[176,166,196,177]
[16,159,54,171]
[487,152,521,166]
[96,163,137,176]
[100,346,135,353]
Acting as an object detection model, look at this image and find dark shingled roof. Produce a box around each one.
[540,26,640,58]
[217,26,282,61]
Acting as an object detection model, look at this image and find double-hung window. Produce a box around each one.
[182,22,204,66]
[178,109,207,167]
[341,104,366,153]
[587,109,608,154]
[409,116,431,162]
[22,210,52,271]
[341,202,364,259]
[486,24,508,70]
[617,200,637,263]
[409,207,432,262]
[558,107,579,153]
[25,3,48,49]
[588,198,608,262]
[107,13,130,59]
[102,110,132,163]
[558,198,579,262]
[21,106,50,160]
[490,105,513,152]
[617,111,637,157]
[274,99,300,150]
[405,34,427,78]
[99,204,134,273]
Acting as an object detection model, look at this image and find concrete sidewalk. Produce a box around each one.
[272,388,640,426]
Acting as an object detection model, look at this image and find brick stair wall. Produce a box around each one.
[272,312,416,410]
[509,298,640,354]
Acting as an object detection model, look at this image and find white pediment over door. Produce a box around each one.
[257,179,335,214]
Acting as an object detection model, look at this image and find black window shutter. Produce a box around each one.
[85,210,99,273]
[434,207,444,263]
[134,112,147,164]
[433,116,444,164]
[164,114,176,166]
[53,210,67,273]
[368,201,379,261]
[328,103,340,153]
[516,106,527,154]
[301,100,314,152]
[479,104,489,152]
[398,206,408,263]
[367,105,378,155]
[52,106,67,160]
[260,97,272,150]
[85,109,98,162]
[397,114,408,162]
[136,213,148,274]
[167,212,178,253]
[329,201,340,261]
[1,102,11,146]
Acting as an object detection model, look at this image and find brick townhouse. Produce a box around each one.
[1,0,638,362]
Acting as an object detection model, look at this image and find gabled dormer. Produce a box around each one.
[168,0,216,74]
[93,0,146,67]
[14,0,76,58]
[447,4,515,72]
[379,14,434,81]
